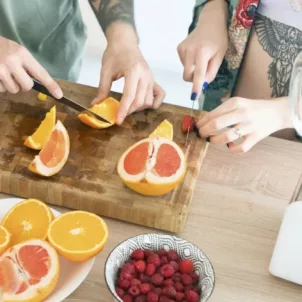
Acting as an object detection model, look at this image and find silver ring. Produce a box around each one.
[234,127,242,138]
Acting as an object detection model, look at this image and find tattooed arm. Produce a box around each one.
[87,0,165,125]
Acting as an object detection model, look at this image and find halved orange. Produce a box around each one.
[118,137,186,196]
[28,120,70,177]
[0,226,11,255]
[24,106,56,150]
[1,199,53,246]
[0,239,59,302]
[149,119,173,140]
[78,97,120,129]
[47,211,109,262]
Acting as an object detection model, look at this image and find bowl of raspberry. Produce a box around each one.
[104,233,215,302]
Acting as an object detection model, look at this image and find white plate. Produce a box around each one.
[0,198,95,302]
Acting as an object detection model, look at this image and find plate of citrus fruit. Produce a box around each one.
[0,198,108,302]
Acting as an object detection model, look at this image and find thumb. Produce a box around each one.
[91,68,112,105]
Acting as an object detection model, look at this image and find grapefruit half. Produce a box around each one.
[0,239,59,302]
[117,137,186,196]
[28,120,70,177]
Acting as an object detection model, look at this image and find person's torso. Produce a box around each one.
[0,0,87,81]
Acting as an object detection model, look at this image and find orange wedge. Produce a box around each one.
[47,211,109,262]
[24,106,56,150]
[28,120,70,177]
[78,97,120,129]
[1,199,53,246]
[0,226,10,255]
[149,119,173,140]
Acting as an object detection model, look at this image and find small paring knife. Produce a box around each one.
[32,79,112,124]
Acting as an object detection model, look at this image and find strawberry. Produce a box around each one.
[179,259,194,274]
[131,249,145,261]
[135,260,146,273]
[186,289,199,302]
[147,291,159,302]
[182,115,195,134]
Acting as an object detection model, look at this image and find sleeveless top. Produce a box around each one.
[0,0,87,82]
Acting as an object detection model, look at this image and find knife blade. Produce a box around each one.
[32,79,112,124]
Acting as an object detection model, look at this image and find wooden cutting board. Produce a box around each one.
[0,80,208,233]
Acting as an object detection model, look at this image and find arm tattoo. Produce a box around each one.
[88,0,136,35]
[254,13,302,97]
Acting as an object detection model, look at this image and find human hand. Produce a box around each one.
[196,97,292,153]
[0,37,62,98]
[177,0,228,99]
[92,27,165,125]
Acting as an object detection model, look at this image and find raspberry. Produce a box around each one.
[131,279,141,287]
[140,283,152,294]
[184,285,193,294]
[131,249,145,261]
[160,256,169,266]
[175,292,185,301]
[159,297,172,302]
[135,261,146,273]
[147,291,159,302]
[120,272,133,281]
[169,261,179,272]
[119,278,131,290]
[151,273,164,286]
[145,250,155,258]
[157,249,167,256]
[191,272,199,284]
[160,264,175,278]
[129,286,140,297]
[123,294,133,302]
[174,282,184,292]
[139,273,150,283]
[163,278,174,287]
[181,273,193,286]
[193,286,201,295]
[146,263,156,276]
[147,254,161,268]
[153,287,162,296]
[172,272,181,282]
[186,290,199,302]
[122,263,136,275]
[182,115,195,134]
[116,287,124,298]
[179,259,194,274]
[162,285,176,298]
[167,250,179,261]
[135,295,147,302]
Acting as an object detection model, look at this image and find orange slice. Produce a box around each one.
[28,120,70,177]
[47,211,109,262]
[24,106,56,150]
[149,119,173,140]
[1,199,53,246]
[78,97,120,129]
[0,226,11,255]
[0,239,59,302]
[118,137,186,196]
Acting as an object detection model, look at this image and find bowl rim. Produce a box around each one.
[104,232,215,302]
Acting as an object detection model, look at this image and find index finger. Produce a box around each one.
[23,52,63,99]
[117,74,139,125]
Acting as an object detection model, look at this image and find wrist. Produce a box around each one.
[278,97,293,129]
[106,23,138,47]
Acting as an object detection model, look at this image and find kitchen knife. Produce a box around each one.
[32,79,112,124]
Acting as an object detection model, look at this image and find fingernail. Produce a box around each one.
[54,89,63,99]
[206,137,210,143]
[191,92,197,101]
[202,82,209,93]
[193,124,200,137]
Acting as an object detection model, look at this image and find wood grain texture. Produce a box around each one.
[0,80,208,233]
[1,135,302,301]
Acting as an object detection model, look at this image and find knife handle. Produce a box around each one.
[32,79,58,99]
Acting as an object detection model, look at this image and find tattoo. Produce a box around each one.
[254,13,302,97]
[88,0,136,34]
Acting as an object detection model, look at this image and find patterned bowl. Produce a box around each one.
[104,233,215,302]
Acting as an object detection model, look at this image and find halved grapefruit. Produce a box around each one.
[24,106,56,150]
[0,239,59,302]
[117,137,186,196]
[28,120,70,177]
[78,97,119,129]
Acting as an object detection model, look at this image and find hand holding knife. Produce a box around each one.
[32,79,111,124]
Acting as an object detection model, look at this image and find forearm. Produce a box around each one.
[88,0,138,43]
